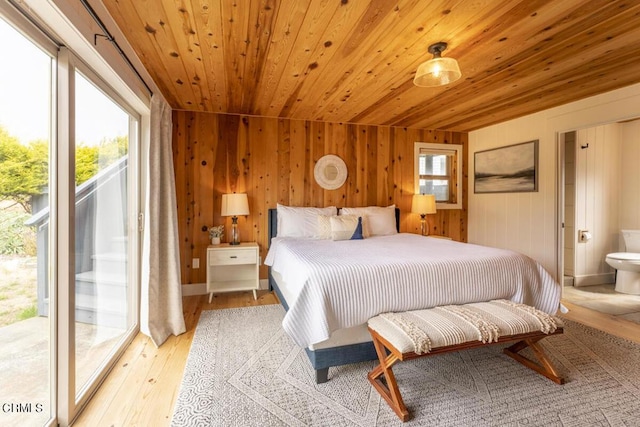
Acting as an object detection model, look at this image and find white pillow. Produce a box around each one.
[277,204,337,238]
[340,205,397,236]
[317,215,333,239]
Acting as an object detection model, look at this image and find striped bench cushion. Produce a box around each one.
[368,299,562,354]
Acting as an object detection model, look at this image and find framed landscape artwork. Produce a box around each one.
[474,140,539,193]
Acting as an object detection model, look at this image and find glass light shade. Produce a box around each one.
[411,194,437,215]
[413,57,462,87]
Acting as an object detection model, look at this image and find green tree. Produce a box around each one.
[0,127,48,213]
[75,135,128,185]
[75,144,99,184]
[0,125,128,212]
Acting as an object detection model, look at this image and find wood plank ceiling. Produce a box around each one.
[102,0,640,132]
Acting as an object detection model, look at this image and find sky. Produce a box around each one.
[0,17,129,146]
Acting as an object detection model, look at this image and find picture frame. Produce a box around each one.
[474,140,539,193]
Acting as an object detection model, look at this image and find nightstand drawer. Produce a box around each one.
[206,242,259,302]
[208,248,257,265]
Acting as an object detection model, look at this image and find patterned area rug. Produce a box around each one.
[171,305,640,426]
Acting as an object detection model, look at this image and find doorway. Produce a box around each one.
[558,122,640,323]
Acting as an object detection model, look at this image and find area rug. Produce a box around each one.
[171,305,640,426]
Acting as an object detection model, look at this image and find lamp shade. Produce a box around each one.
[413,57,462,87]
[414,41,461,87]
[221,193,250,216]
[411,194,437,215]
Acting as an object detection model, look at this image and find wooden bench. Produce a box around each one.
[367,300,564,422]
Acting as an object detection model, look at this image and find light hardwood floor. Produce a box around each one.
[72,291,278,427]
[72,293,640,426]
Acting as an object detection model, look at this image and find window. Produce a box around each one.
[414,142,462,209]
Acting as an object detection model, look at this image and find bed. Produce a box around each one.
[266,207,561,383]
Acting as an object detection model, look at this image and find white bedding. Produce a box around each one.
[265,233,561,348]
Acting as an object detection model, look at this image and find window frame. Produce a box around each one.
[414,142,463,210]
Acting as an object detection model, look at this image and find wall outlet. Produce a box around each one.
[192,258,200,269]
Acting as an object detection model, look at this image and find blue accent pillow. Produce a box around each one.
[350,216,364,240]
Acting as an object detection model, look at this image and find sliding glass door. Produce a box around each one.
[0,14,55,427]
[73,70,137,399]
[0,4,141,425]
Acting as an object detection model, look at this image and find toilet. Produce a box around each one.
[605,230,640,295]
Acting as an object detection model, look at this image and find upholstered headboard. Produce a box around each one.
[267,207,401,248]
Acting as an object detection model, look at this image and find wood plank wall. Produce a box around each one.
[173,111,468,284]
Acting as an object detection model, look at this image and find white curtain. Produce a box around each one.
[141,93,186,346]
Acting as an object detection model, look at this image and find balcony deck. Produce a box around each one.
[0,316,125,426]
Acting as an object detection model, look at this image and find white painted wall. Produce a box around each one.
[469,83,640,279]
[573,124,620,286]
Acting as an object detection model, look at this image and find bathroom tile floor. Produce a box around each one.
[562,284,640,324]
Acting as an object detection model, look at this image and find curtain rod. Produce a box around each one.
[79,0,153,97]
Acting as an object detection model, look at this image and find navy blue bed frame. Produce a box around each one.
[267,208,400,383]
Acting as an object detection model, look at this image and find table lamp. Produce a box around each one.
[411,194,436,236]
[221,193,249,245]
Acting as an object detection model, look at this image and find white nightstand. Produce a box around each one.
[206,242,259,303]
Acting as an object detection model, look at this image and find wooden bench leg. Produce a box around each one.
[367,325,564,422]
[503,337,565,384]
[368,332,411,422]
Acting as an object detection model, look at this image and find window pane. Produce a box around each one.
[420,153,448,176]
[415,142,462,209]
[74,71,132,396]
[419,179,450,202]
[0,17,53,425]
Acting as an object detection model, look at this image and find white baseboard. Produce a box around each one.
[573,273,615,287]
[181,279,270,296]
[181,283,207,296]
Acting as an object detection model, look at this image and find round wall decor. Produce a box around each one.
[314,154,348,190]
